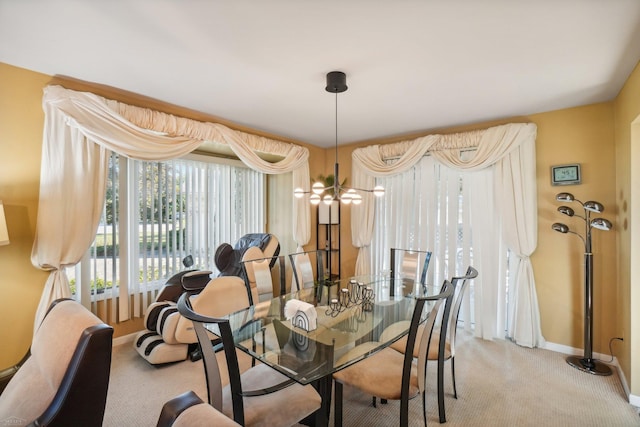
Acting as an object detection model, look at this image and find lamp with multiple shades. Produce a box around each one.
[293,71,384,206]
[552,192,612,375]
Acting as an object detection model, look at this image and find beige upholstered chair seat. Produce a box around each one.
[172,400,240,427]
[333,347,419,401]
[221,363,321,427]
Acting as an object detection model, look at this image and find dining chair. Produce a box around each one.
[332,280,454,427]
[176,293,322,427]
[381,266,479,422]
[241,248,287,305]
[389,248,432,296]
[289,249,325,291]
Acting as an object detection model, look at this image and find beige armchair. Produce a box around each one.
[0,299,113,427]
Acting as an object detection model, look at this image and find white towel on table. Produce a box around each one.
[284,299,317,332]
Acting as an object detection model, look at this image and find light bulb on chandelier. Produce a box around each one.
[293,71,384,205]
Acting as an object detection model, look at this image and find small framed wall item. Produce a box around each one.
[551,163,581,186]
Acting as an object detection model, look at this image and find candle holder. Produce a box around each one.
[325,280,376,317]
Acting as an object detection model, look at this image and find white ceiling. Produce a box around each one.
[2,1,640,148]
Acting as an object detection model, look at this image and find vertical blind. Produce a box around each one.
[71,153,265,322]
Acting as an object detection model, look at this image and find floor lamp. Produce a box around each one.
[552,192,613,376]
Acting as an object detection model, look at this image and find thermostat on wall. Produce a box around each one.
[551,163,581,186]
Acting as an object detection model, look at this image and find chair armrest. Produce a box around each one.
[157,390,240,427]
[157,390,204,427]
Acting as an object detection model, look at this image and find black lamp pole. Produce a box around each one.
[552,192,612,376]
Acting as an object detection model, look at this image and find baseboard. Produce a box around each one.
[542,341,610,359]
[113,331,140,347]
[543,340,639,409]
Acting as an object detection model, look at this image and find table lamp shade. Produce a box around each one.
[0,201,9,246]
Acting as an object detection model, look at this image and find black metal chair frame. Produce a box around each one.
[334,280,454,427]
[439,266,478,404]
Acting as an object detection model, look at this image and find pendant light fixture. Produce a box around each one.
[294,71,384,205]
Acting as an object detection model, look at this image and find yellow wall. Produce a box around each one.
[0,63,51,367]
[0,60,636,398]
[614,60,640,396]
[530,104,617,352]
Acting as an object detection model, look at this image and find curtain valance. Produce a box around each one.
[44,85,310,170]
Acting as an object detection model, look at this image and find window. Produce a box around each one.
[371,154,513,333]
[68,152,265,320]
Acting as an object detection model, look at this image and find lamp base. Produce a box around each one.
[566,355,612,376]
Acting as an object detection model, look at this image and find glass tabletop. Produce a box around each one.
[212,277,445,385]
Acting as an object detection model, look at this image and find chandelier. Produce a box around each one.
[294,71,384,205]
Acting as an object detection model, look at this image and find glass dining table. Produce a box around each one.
[212,276,446,426]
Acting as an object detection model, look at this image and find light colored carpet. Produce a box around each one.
[104,332,640,426]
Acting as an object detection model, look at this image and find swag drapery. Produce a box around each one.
[350,123,543,348]
[31,85,311,332]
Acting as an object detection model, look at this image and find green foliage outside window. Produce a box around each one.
[69,267,162,295]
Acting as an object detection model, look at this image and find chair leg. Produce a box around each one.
[381,398,388,404]
[400,394,409,427]
[335,381,343,427]
[438,356,446,424]
[421,391,427,427]
[451,357,457,399]
[372,396,377,408]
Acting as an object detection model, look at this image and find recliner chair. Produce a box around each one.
[134,270,214,364]
[215,233,280,280]
[135,234,280,365]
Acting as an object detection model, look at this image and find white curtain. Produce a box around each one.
[31,85,311,331]
[495,139,542,347]
[351,123,543,347]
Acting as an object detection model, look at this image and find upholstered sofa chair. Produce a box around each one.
[0,299,113,427]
